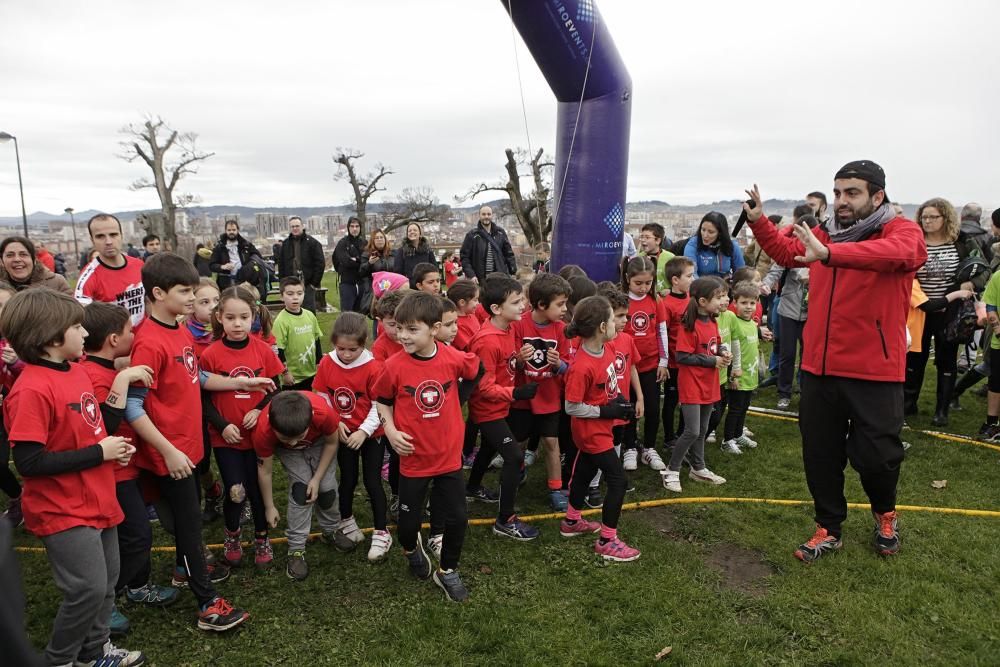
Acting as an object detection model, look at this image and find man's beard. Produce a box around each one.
[227,233,238,240]
[836,199,876,227]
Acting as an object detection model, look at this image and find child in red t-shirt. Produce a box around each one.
[663,277,732,494]
[374,292,481,602]
[659,257,695,448]
[252,390,340,582]
[82,302,178,633]
[0,281,25,525]
[200,287,285,570]
[370,288,410,516]
[313,312,391,562]
[599,285,644,464]
[466,275,540,541]
[447,279,481,353]
[620,257,669,474]
[559,295,640,562]
[2,289,146,666]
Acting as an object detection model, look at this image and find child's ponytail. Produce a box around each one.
[681,276,727,331]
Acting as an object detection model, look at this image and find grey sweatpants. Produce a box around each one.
[276,442,340,551]
[40,526,118,666]
[668,403,714,472]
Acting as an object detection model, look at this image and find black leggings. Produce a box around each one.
[114,479,152,593]
[214,447,267,534]
[625,369,660,451]
[386,439,400,496]
[723,389,753,441]
[559,412,577,489]
[660,370,684,444]
[567,448,626,529]
[0,432,21,499]
[462,421,479,457]
[337,437,387,530]
[467,419,522,522]
[151,473,216,606]
[398,470,467,571]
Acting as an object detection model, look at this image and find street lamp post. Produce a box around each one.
[65,207,79,272]
[0,132,28,238]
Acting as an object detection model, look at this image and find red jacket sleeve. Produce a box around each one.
[825,219,927,273]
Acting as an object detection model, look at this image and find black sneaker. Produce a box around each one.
[196,596,249,632]
[585,487,604,509]
[432,568,469,602]
[873,511,900,556]
[465,485,500,503]
[492,515,540,541]
[405,535,432,580]
[286,550,308,581]
[171,562,230,588]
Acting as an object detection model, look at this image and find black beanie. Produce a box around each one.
[835,160,886,190]
[992,208,1000,228]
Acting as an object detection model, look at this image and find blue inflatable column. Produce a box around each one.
[502,0,632,281]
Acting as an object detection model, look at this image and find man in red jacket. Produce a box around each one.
[743,160,927,563]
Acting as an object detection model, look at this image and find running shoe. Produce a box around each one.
[405,535,432,579]
[196,596,249,632]
[736,434,758,449]
[523,449,537,466]
[125,582,179,606]
[109,604,130,639]
[794,525,842,563]
[171,561,230,588]
[368,529,393,562]
[465,485,500,503]
[74,641,146,666]
[559,518,600,537]
[777,397,791,410]
[641,448,667,471]
[585,487,604,509]
[873,510,900,556]
[622,449,638,471]
[661,470,682,493]
[254,537,274,569]
[720,439,743,455]
[742,427,754,438]
[286,550,308,581]
[594,537,641,562]
[145,505,159,523]
[223,528,243,567]
[549,490,569,511]
[688,468,726,485]
[493,516,540,541]
[426,533,443,561]
[433,568,469,602]
[705,432,717,444]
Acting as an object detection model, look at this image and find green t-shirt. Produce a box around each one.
[717,310,737,386]
[272,308,322,381]
[983,270,1000,350]
[730,314,760,391]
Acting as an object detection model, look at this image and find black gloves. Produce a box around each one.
[512,382,539,401]
[599,395,635,421]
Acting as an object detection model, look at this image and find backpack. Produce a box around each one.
[944,297,979,344]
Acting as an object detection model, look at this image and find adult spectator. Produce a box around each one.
[125,243,142,259]
[892,202,905,218]
[442,249,463,288]
[193,243,213,277]
[637,223,674,296]
[277,215,326,312]
[459,206,516,282]
[141,233,161,259]
[332,216,367,312]
[622,231,638,260]
[743,160,926,562]
[210,220,261,290]
[762,205,816,408]
[360,228,393,280]
[806,191,830,226]
[903,197,983,425]
[959,202,993,263]
[684,212,745,279]
[74,213,147,327]
[0,236,72,295]
[395,222,437,280]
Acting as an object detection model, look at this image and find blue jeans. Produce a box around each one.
[339,281,361,313]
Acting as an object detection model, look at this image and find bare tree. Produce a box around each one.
[118,116,213,249]
[461,147,553,247]
[333,148,393,234]
[381,187,451,234]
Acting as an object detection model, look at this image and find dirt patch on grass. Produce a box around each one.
[643,506,686,540]
[703,544,775,598]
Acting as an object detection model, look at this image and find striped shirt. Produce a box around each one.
[916,243,959,300]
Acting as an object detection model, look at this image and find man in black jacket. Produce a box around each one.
[210,220,261,289]
[460,206,517,282]
[332,216,366,312]
[278,216,326,312]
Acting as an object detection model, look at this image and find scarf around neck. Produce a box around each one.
[827,202,895,244]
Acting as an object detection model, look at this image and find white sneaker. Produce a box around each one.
[74,642,145,667]
[661,470,682,493]
[367,529,393,562]
[736,435,758,449]
[689,467,726,485]
[427,533,443,560]
[623,449,638,471]
[706,432,717,444]
[640,448,667,471]
[720,439,742,455]
[524,449,537,466]
[338,516,366,544]
[742,427,754,438]
[490,453,504,469]
[777,397,791,410]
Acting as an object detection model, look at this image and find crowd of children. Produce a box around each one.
[0,245,780,665]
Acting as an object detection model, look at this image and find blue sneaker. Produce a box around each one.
[493,516,540,541]
[109,604,130,638]
[145,505,159,523]
[465,486,500,504]
[125,582,179,606]
[549,490,568,511]
[405,534,433,580]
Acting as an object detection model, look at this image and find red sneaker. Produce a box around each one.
[197,596,249,632]
[794,525,842,563]
[223,529,243,567]
[594,537,641,562]
[873,511,900,556]
[559,518,600,537]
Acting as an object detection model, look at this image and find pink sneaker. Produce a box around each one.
[254,536,274,569]
[559,518,601,537]
[223,529,243,567]
[594,537,641,562]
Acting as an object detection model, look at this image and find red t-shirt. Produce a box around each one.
[372,333,403,362]
[372,343,480,477]
[513,312,568,415]
[4,361,123,536]
[251,391,340,459]
[129,317,204,476]
[74,255,146,328]
[675,318,722,405]
[468,320,518,424]
[564,345,620,454]
[81,356,139,482]
[313,351,384,437]
[444,260,461,287]
[625,294,662,372]
[659,292,690,368]
[453,313,481,352]
[609,332,639,427]
[728,299,763,324]
[475,303,490,324]
[199,337,284,450]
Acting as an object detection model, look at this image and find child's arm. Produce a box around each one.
[202,370,276,394]
[675,350,721,368]
[656,309,670,382]
[630,365,645,419]
[126,387,195,478]
[257,455,280,528]
[730,339,743,378]
[306,438,338,502]
[376,401,414,456]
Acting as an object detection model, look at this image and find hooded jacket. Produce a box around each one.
[0,261,72,295]
[333,233,367,284]
[748,214,926,382]
[468,319,518,423]
[210,234,261,286]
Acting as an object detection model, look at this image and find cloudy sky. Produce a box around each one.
[1,0,997,217]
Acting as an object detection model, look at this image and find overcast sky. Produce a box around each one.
[1,0,997,217]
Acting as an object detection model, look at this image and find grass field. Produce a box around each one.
[13,272,1000,665]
